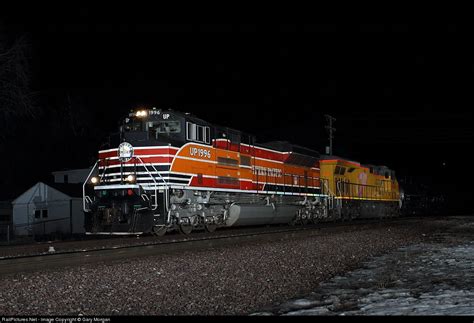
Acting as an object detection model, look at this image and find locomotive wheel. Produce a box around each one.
[152,225,167,237]
[179,218,193,235]
[300,212,310,225]
[179,224,193,235]
[300,218,309,226]
[205,223,217,233]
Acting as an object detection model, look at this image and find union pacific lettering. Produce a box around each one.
[189,147,211,159]
[252,165,283,178]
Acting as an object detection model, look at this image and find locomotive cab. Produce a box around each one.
[120,109,188,147]
[83,108,218,235]
[119,108,254,150]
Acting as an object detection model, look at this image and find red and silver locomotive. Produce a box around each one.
[83,108,330,235]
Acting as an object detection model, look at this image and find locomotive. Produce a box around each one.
[83,108,401,236]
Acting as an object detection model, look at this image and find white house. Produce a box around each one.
[12,182,85,237]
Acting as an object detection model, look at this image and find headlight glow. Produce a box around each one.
[126,174,136,182]
[91,176,99,184]
[135,110,148,117]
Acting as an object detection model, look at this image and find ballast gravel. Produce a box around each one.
[0,220,443,315]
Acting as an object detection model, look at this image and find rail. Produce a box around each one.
[0,216,412,263]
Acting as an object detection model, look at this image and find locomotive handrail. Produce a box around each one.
[98,158,108,183]
[331,181,400,201]
[136,157,162,211]
[321,178,335,210]
[83,160,99,212]
[146,162,170,212]
[135,157,168,186]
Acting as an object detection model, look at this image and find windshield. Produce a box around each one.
[147,120,181,139]
[148,121,181,134]
[122,117,182,141]
[123,117,143,131]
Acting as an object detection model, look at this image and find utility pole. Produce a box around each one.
[325,114,336,155]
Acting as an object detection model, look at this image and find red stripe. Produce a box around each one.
[99,156,173,167]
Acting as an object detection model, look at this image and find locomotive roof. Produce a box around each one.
[320,155,361,165]
[162,109,212,126]
[148,109,250,135]
[258,141,320,158]
[156,110,322,158]
[321,155,392,171]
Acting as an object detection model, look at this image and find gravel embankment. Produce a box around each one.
[0,219,442,315]
[264,217,474,315]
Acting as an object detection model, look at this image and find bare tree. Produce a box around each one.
[61,92,91,138]
[0,33,38,139]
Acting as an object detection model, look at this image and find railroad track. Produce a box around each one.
[0,216,427,276]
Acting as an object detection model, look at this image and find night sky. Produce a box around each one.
[1,16,472,211]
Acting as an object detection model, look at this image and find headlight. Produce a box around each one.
[135,110,148,117]
[126,174,136,182]
[91,176,99,184]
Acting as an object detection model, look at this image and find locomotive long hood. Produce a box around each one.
[259,141,320,168]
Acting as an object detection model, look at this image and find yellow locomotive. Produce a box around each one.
[320,157,401,219]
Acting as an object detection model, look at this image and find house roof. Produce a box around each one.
[45,182,83,198]
[12,182,83,204]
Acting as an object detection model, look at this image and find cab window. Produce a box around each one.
[123,118,143,131]
[186,122,210,144]
[334,166,346,175]
[147,121,181,139]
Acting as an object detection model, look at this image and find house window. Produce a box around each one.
[34,210,41,219]
[64,175,69,183]
[42,210,48,218]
